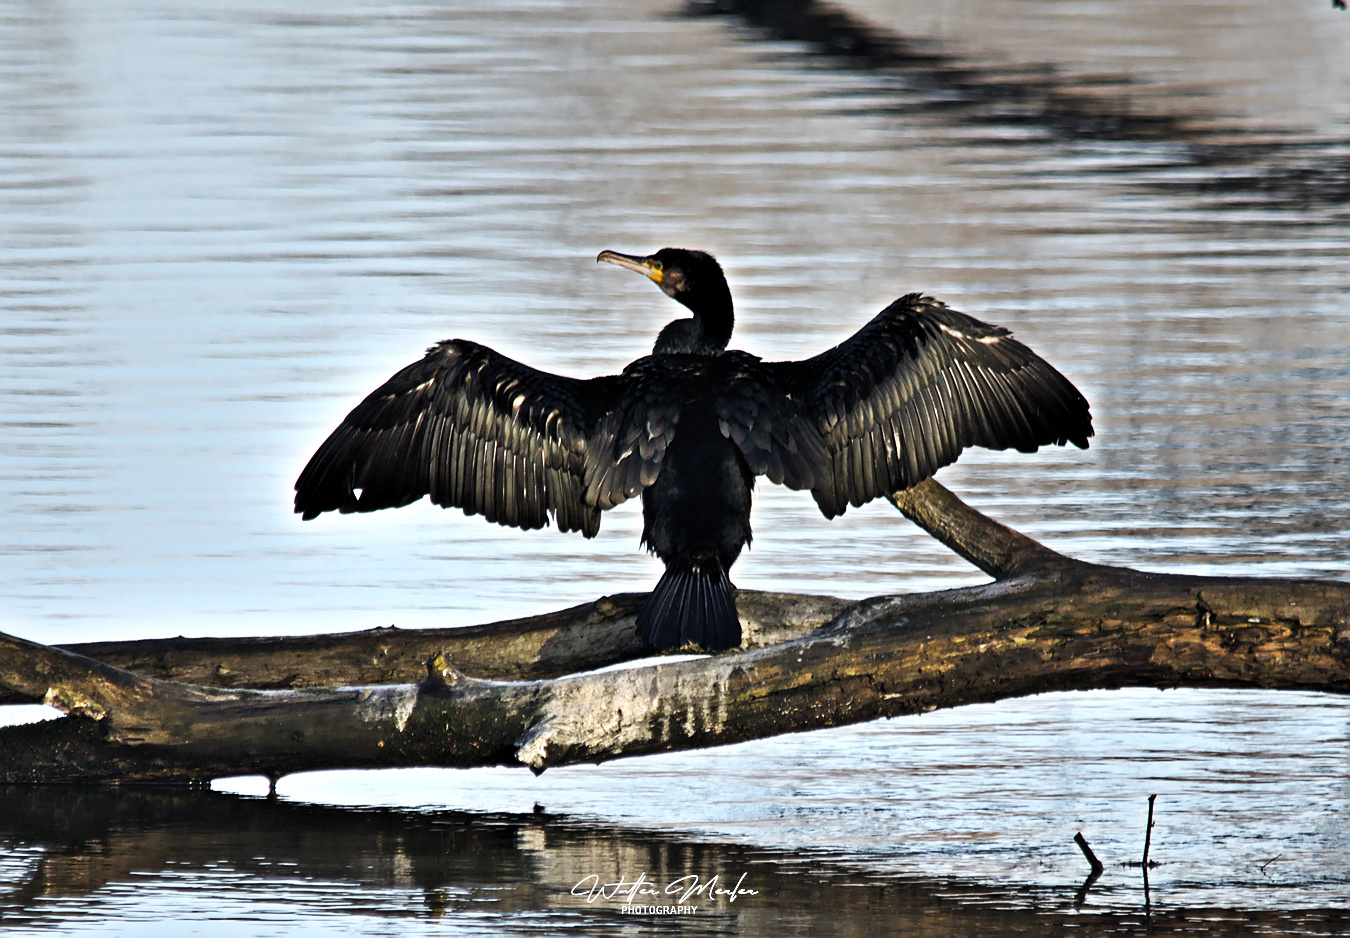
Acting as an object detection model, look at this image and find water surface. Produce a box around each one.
[1,0,1348,932]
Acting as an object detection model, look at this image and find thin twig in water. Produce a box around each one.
[1072,833,1104,908]
[1074,832,1105,875]
[1259,854,1283,875]
[1140,794,1157,923]
[1142,794,1157,869]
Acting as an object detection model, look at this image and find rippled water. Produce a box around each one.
[2,0,1348,933]
[2,689,1348,936]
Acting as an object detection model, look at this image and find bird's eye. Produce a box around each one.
[650,260,663,272]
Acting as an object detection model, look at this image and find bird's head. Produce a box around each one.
[597,247,731,318]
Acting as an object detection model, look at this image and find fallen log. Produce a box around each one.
[2,479,1347,784]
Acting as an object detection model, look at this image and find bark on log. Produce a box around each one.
[2,479,1347,784]
[0,589,848,703]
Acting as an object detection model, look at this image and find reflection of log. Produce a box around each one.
[2,479,1348,783]
[10,786,1342,933]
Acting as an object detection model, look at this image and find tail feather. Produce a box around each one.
[636,560,740,651]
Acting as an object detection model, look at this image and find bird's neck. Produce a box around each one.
[654,287,734,356]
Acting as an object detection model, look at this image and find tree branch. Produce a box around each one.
[3,480,1347,783]
[0,590,851,706]
[0,479,1029,703]
[887,478,1073,578]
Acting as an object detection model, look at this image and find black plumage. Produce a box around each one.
[295,248,1093,652]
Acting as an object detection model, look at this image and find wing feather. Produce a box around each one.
[763,294,1093,518]
[294,339,633,536]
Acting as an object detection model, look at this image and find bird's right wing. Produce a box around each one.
[765,294,1093,518]
[294,339,638,537]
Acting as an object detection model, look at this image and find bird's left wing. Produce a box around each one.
[762,294,1093,518]
[294,339,628,537]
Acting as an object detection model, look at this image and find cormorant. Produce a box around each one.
[294,248,1092,652]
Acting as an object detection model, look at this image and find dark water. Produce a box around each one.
[1,785,1347,938]
[2,0,1348,933]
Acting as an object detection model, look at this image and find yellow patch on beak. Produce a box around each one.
[597,250,664,285]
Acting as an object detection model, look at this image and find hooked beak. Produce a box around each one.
[597,250,663,285]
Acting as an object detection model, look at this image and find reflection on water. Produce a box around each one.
[1,0,1349,933]
[699,0,1350,206]
[1,779,1347,938]
[242,689,1350,912]
[3,688,1347,934]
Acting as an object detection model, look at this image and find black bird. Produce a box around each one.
[294,248,1092,652]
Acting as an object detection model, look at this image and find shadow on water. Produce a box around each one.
[688,0,1350,208]
[0,787,1346,937]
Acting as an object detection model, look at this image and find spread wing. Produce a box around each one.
[762,294,1093,518]
[294,339,666,537]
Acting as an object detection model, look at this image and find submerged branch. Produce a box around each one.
[2,480,1347,783]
